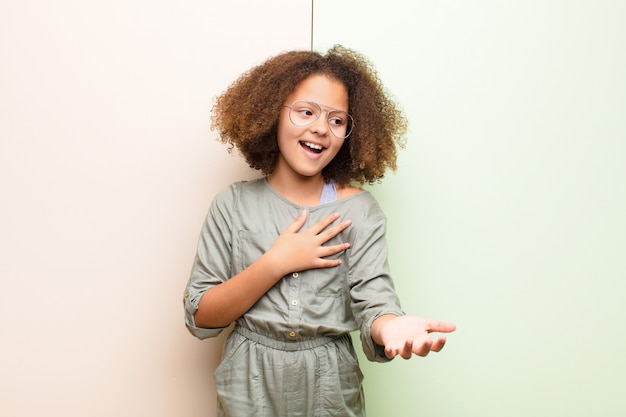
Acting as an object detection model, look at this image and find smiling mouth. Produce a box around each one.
[300,141,324,154]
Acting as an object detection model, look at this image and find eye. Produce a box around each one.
[328,112,348,127]
[297,108,315,117]
[291,102,318,119]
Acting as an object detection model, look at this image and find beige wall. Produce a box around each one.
[0,1,311,415]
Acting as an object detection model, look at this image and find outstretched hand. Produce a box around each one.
[267,209,352,277]
[372,315,456,359]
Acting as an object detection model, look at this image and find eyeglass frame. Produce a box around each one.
[283,100,355,139]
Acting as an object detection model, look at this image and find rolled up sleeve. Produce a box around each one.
[347,204,404,362]
[183,186,236,340]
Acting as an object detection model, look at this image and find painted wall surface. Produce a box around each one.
[314,1,626,416]
[0,1,311,416]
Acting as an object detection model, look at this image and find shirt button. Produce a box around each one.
[291,300,298,306]
[289,331,296,337]
[292,272,299,278]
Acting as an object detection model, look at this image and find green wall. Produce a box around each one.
[314,1,626,416]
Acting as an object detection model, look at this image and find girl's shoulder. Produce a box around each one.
[212,178,266,206]
[333,183,385,222]
[336,183,364,200]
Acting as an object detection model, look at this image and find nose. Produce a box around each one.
[309,110,329,135]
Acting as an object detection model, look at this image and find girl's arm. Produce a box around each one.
[193,210,352,328]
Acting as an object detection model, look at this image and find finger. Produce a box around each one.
[318,219,352,242]
[384,346,395,359]
[308,212,342,235]
[430,336,447,353]
[384,345,403,360]
[313,242,351,269]
[400,340,413,360]
[424,319,456,334]
[284,209,308,233]
[319,242,351,258]
[412,338,434,357]
[314,257,344,268]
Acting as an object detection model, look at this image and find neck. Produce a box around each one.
[267,172,325,206]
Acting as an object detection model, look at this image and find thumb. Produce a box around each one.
[427,319,457,333]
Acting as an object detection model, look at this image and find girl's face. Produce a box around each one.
[274,74,349,181]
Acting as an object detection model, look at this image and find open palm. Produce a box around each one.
[378,315,456,359]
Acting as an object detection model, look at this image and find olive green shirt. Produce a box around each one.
[184,177,404,362]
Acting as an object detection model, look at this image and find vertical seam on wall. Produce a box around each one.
[310,0,314,51]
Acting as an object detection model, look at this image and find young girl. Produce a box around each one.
[184,45,455,417]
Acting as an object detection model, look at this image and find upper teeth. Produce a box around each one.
[303,142,322,150]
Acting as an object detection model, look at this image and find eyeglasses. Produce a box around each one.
[284,100,354,139]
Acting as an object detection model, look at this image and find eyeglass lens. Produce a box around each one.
[288,101,353,138]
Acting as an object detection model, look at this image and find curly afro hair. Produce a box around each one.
[211,45,408,185]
